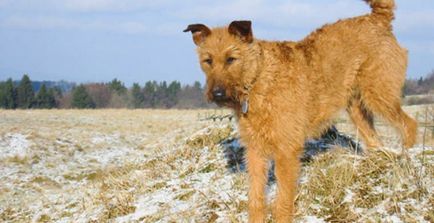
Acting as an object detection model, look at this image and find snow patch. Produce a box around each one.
[91,134,119,145]
[388,215,404,223]
[0,133,29,160]
[342,189,354,203]
[117,190,174,222]
[300,216,326,223]
[84,147,132,166]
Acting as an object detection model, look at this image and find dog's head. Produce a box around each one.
[184,21,260,108]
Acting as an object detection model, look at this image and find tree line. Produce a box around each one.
[1,72,433,109]
[0,75,210,109]
[0,75,59,109]
[402,70,434,95]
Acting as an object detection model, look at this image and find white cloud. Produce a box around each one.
[60,0,171,13]
[0,0,432,38]
[176,0,367,28]
[64,0,125,12]
[0,15,77,30]
[0,0,172,13]
[0,15,148,34]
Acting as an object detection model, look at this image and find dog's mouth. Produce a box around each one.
[209,94,238,108]
[207,88,233,107]
[206,84,240,108]
[212,97,233,107]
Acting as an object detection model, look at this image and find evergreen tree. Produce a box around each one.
[51,87,63,98]
[143,81,157,108]
[0,82,5,108]
[47,88,57,108]
[71,85,95,108]
[193,81,202,90]
[36,84,56,108]
[131,83,144,108]
[16,74,35,108]
[167,81,181,108]
[155,81,168,108]
[108,78,127,95]
[6,79,17,109]
[36,84,47,108]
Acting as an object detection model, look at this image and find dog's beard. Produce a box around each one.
[213,98,235,108]
[207,85,240,108]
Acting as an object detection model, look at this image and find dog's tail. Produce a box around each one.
[364,0,395,24]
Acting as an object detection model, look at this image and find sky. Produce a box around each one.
[0,0,433,85]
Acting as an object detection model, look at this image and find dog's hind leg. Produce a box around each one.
[357,61,417,148]
[362,94,417,148]
[347,96,382,149]
[246,147,268,222]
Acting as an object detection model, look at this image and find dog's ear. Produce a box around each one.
[228,20,253,43]
[183,24,211,45]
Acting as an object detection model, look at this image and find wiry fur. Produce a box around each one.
[185,0,417,222]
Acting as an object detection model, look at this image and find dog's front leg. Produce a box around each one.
[273,147,301,223]
[246,146,268,223]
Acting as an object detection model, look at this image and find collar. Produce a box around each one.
[240,53,263,115]
[240,44,264,115]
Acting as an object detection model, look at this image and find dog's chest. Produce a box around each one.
[237,114,276,155]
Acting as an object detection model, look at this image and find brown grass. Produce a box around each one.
[0,106,432,222]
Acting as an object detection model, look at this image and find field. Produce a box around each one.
[0,106,433,222]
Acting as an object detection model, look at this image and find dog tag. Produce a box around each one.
[241,100,249,114]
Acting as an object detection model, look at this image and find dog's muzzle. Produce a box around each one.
[212,86,226,102]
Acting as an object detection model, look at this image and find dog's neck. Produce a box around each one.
[237,41,265,115]
[234,40,301,116]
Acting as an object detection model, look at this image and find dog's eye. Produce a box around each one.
[226,57,236,64]
[203,58,213,65]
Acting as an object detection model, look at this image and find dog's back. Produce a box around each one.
[296,0,411,142]
[298,0,404,94]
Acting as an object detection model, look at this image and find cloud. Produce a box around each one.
[0,0,172,13]
[175,0,367,29]
[0,15,148,34]
[0,16,75,30]
[60,0,172,13]
[1,0,433,38]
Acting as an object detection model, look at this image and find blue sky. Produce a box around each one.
[0,0,433,85]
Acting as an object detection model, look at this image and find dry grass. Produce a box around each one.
[0,105,433,222]
[296,148,433,222]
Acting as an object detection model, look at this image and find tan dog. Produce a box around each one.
[184,0,417,221]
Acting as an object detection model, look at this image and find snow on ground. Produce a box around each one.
[302,216,326,223]
[0,133,29,160]
[0,110,209,222]
[0,108,433,222]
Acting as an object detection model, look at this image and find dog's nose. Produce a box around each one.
[212,87,226,100]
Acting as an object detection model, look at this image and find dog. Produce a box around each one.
[184,0,417,221]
